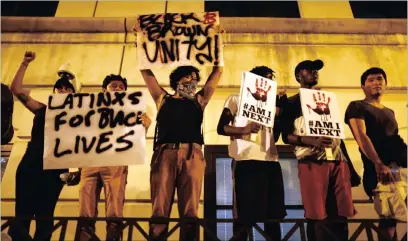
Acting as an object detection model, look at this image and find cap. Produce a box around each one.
[57,63,76,80]
[294,59,324,81]
[57,63,82,92]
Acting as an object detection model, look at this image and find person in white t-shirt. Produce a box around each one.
[217,66,287,241]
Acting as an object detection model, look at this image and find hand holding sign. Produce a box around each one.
[139,112,151,130]
[311,136,333,149]
[237,72,277,128]
[300,88,345,139]
[243,122,261,135]
[44,91,147,169]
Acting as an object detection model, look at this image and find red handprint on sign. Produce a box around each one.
[306,92,331,121]
[247,78,272,107]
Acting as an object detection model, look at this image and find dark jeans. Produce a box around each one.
[232,160,286,241]
[8,161,64,241]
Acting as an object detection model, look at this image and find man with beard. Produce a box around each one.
[345,67,407,241]
[281,60,355,241]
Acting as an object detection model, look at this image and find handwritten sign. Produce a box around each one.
[299,88,345,139]
[43,91,147,169]
[137,12,224,69]
[237,72,277,128]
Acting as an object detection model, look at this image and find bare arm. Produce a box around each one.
[348,118,383,165]
[285,134,332,149]
[140,69,166,106]
[140,112,152,135]
[217,108,260,137]
[10,51,45,114]
[197,66,223,109]
[348,118,393,183]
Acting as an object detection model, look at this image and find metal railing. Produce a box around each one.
[1,216,407,241]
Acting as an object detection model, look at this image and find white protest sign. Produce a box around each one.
[43,91,147,169]
[237,72,277,128]
[299,88,345,139]
[137,12,224,69]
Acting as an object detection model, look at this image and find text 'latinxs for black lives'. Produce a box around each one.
[48,92,144,158]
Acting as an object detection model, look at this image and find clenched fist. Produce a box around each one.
[23,51,36,65]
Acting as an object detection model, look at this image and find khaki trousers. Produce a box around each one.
[78,166,127,241]
[149,143,206,241]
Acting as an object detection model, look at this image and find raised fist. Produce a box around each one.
[306,92,331,121]
[23,51,36,64]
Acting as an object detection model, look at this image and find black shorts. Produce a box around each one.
[233,160,287,221]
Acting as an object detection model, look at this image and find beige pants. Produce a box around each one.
[79,166,127,240]
[149,144,206,241]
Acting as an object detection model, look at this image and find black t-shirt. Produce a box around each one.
[21,106,66,173]
[344,100,406,197]
[156,93,204,145]
[25,106,47,162]
[344,100,400,166]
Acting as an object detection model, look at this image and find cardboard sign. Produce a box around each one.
[136,12,224,69]
[237,72,277,128]
[299,88,345,139]
[43,91,147,169]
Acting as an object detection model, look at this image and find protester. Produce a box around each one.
[345,67,407,241]
[217,66,287,241]
[8,51,76,241]
[140,64,223,240]
[281,59,355,241]
[1,83,15,144]
[78,74,151,241]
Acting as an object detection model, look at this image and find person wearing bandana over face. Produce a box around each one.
[140,65,223,241]
[281,60,355,241]
[217,66,287,241]
[7,51,75,241]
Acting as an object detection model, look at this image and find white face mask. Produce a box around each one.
[177,81,197,99]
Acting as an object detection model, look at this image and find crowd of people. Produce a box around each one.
[2,50,406,241]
